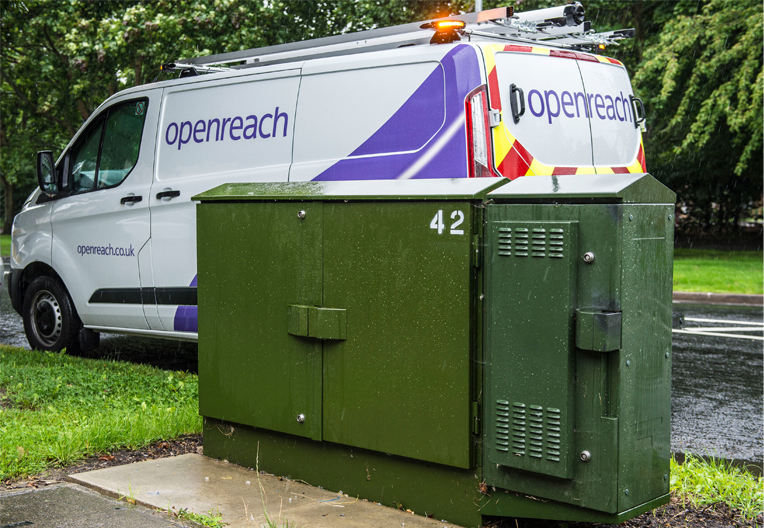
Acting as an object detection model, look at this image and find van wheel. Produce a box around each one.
[22,276,81,352]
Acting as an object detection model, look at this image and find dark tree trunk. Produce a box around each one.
[1,173,13,236]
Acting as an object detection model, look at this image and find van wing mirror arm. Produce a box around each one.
[36,151,58,197]
[510,84,525,124]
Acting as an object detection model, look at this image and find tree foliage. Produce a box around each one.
[1,0,761,234]
[634,0,762,232]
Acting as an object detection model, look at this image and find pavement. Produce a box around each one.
[0,482,196,527]
[673,291,764,306]
[0,453,461,528]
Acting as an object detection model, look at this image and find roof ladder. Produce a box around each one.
[169,3,634,72]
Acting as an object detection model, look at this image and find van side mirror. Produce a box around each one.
[36,151,58,196]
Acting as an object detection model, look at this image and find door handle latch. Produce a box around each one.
[576,309,621,352]
[287,304,347,340]
[156,189,181,200]
[120,195,143,205]
[629,95,647,130]
[510,83,525,124]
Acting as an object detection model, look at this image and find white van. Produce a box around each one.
[9,4,645,351]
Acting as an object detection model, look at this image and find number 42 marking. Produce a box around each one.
[430,210,465,235]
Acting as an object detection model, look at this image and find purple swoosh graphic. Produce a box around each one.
[350,66,445,156]
[173,275,197,333]
[313,44,482,181]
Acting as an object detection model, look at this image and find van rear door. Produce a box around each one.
[485,45,595,178]
[576,58,644,173]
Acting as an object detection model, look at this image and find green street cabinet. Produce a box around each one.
[194,174,676,528]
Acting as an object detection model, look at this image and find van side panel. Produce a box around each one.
[154,70,300,182]
[151,70,300,333]
[291,62,442,176]
[290,44,483,181]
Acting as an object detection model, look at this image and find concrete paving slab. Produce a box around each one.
[69,453,463,528]
[0,483,194,527]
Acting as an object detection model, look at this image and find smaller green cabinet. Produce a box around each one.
[482,173,675,515]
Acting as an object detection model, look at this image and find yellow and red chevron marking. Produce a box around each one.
[482,44,641,179]
[596,138,647,174]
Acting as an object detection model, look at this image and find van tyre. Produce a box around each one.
[22,276,82,352]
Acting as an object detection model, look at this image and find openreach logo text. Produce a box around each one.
[164,107,290,151]
[77,244,135,257]
[527,89,634,125]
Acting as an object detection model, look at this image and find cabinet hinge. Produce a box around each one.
[471,401,481,435]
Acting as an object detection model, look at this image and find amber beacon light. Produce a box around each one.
[421,19,467,44]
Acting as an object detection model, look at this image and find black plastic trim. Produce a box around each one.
[89,287,197,306]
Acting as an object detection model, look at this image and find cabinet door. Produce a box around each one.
[484,217,579,479]
[321,202,474,469]
[198,202,323,440]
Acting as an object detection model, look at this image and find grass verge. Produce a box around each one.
[673,249,763,294]
[167,506,226,527]
[0,345,201,481]
[671,454,763,520]
[1,234,9,258]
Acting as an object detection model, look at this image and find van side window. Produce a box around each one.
[69,98,148,194]
[70,118,104,193]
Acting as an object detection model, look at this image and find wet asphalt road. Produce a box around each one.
[671,303,763,465]
[0,292,761,466]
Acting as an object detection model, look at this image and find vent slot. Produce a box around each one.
[531,228,546,258]
[528,405,544,458]
[495,400,511,452]
[549,228,565,258]
[511,402,526,455]
[514,228,529,257]
[498,227,512,256]
[546,407,562,461]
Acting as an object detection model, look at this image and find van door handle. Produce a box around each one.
[629,95,646,129]
[156,190,181,200]
[120,194,143,205]
[510,83,525,124]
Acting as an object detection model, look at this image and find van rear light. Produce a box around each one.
[465,85,502,178]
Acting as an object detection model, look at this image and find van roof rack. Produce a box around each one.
[171,3,633,72]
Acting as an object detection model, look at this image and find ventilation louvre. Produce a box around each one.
[497,225,565,259]
[496,400,564,463]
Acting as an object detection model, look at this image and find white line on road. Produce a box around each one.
[672,329,764,341]
[683,317,763,326]
[680,326,764,333]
